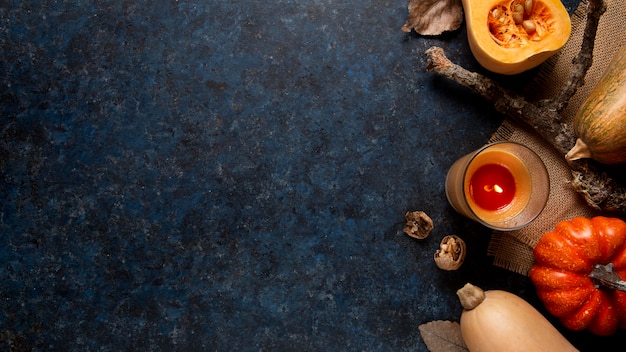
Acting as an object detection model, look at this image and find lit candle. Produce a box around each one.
[463,149,532,225]
[445,142,548,231]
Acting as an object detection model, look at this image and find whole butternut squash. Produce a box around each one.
[457,283,578,352]
[566,45,626,165]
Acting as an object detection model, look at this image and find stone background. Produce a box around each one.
[2,0,621,350]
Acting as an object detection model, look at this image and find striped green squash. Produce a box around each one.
[566,45,626,165]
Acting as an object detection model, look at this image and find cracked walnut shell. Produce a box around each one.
[403,211,434,239]
[434,235,466,270]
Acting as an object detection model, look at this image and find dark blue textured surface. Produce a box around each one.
[2,0,622,351]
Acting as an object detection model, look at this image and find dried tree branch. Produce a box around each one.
[425,0,626,213]
[425,46,574,155]
[545,0,606,113]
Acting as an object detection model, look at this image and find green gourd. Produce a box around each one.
[566,45,626,165]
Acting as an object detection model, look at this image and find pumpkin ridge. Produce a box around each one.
[560,290,603,331]
[587,291,619,336]
[551,218,599,267]
[534,238,592,273]
[591,217,626,262]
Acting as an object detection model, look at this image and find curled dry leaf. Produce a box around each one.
[403,210,434,239]
[418,320,468,352]
[401,0,464,36]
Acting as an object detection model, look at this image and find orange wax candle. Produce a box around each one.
[445,142,548,230]
[464,149,531,224]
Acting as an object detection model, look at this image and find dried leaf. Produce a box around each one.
[401,0,463,36]
[418,320,468,352]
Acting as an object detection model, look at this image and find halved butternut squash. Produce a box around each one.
[462,0,571,75]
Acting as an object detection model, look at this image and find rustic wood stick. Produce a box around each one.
[546,0,606,113]
[425,46,574,155]
[424,0,626,213]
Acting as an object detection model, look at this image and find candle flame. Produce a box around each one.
[484,184,504,194]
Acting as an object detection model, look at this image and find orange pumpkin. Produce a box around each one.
[529,216,626,336]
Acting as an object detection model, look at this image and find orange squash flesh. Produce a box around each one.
[462,0,571,75]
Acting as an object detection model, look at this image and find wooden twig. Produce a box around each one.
[425,0,626,213]
[425,46,574,155]
[546,0,606,113]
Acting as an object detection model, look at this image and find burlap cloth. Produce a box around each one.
[486,0,626,275]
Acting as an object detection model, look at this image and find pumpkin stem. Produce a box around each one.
[589,263,626,292]
[457,283,486,310]
[565,138,592,162]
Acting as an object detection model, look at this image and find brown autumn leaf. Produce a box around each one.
[418,320,468,352]
[401,0,463,36]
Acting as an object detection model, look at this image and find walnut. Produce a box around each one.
[434,235,466,270]
[403,211,434,239]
